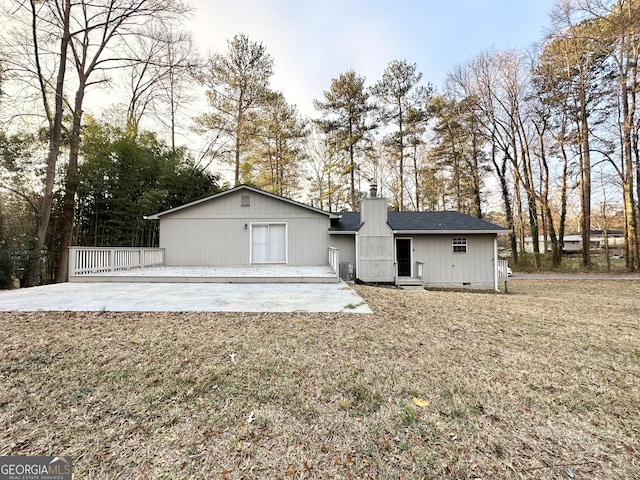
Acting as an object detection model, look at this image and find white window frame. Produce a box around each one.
[250,222,288,264]
[452,237,468,254]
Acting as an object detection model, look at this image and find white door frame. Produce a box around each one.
[395,237,413,277]
[249,222,288,264]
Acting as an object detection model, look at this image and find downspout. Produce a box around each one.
[355,231,360,283]
[494,236,499,292]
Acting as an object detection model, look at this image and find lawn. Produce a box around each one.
[1,280,639,479]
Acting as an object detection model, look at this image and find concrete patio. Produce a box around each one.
[0,281,371,313]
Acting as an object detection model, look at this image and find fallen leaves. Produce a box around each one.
[412,397,429,407]
[0,280,638,478]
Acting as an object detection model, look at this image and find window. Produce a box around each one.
[241,194,250,207]
[452,237,467,254]
[251,224,286,263]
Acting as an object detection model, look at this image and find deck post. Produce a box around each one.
[496,259,510,293]
[68,247,77,281]
[328,247,340,277]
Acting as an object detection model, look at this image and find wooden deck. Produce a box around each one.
[69,264,340,284]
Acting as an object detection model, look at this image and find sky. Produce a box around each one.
[189,0,559,117]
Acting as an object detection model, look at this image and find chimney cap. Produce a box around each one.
[369,184,378,198]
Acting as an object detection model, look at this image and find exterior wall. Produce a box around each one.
[329,235,356,266]
[411,234,497,289]
[357,197,395,282]
[159,190,330,266]
[329,234,356,280]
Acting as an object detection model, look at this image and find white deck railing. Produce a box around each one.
[497,259,509,280]
[328,247,339,275]
[69,247,165,277]
[415,261,424,280]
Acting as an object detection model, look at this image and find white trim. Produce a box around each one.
[355,231,360,281]
[393,229,506,235]
[452,236,468,254]
[395,237,413,277]
[249,222,288,264]
[494,236,499,291]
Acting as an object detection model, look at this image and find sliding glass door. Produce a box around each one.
[251,223,286,263]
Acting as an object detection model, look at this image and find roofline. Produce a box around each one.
[330,229,509,235]
[145,184,340,220]
[392,229,510,235]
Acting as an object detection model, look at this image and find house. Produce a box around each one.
[141,184,509,290]
[523,230,625,254]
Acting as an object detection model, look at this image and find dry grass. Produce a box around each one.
[1,280,639,479]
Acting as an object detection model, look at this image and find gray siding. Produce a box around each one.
[159,190,330,266]
[411,234,496,289]
[357,198,395,282]
[329,235,356,266]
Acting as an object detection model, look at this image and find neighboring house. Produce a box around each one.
[144,184,509,290]
[523,230,625,254]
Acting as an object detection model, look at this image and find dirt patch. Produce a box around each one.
[1,280,638,478]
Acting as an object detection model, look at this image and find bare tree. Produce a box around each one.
[2,0,72,286]
[55,0,190,283]
[546,0,613,267]
[576,0,640,270]
[124,25,199,148]
[304,129,348,211]
[3,0,189,284]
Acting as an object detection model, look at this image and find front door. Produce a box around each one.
[396,238,411,277]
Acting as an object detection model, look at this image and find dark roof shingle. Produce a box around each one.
[330,211,508,233]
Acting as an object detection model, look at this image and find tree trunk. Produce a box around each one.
[398,102,404,212]
[626,44,640,270]
[579,86,592,267]
[349,141,356,211]
[413,143,420,211]
[555,135,570,267]
[492,138,517,263]
[25,0,71,287]
[55,83,86,283]
[471,129,482,218]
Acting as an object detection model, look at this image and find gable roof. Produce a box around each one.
[145,184,340,220]
[330,211,509,234]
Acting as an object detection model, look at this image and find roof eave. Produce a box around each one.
[392,229,509,235]
[145,184,339,219]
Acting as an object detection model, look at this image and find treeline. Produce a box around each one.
[0,0,221,287]
[0,121,221,287]
[196,1,640,271]
[1,0,639,289]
